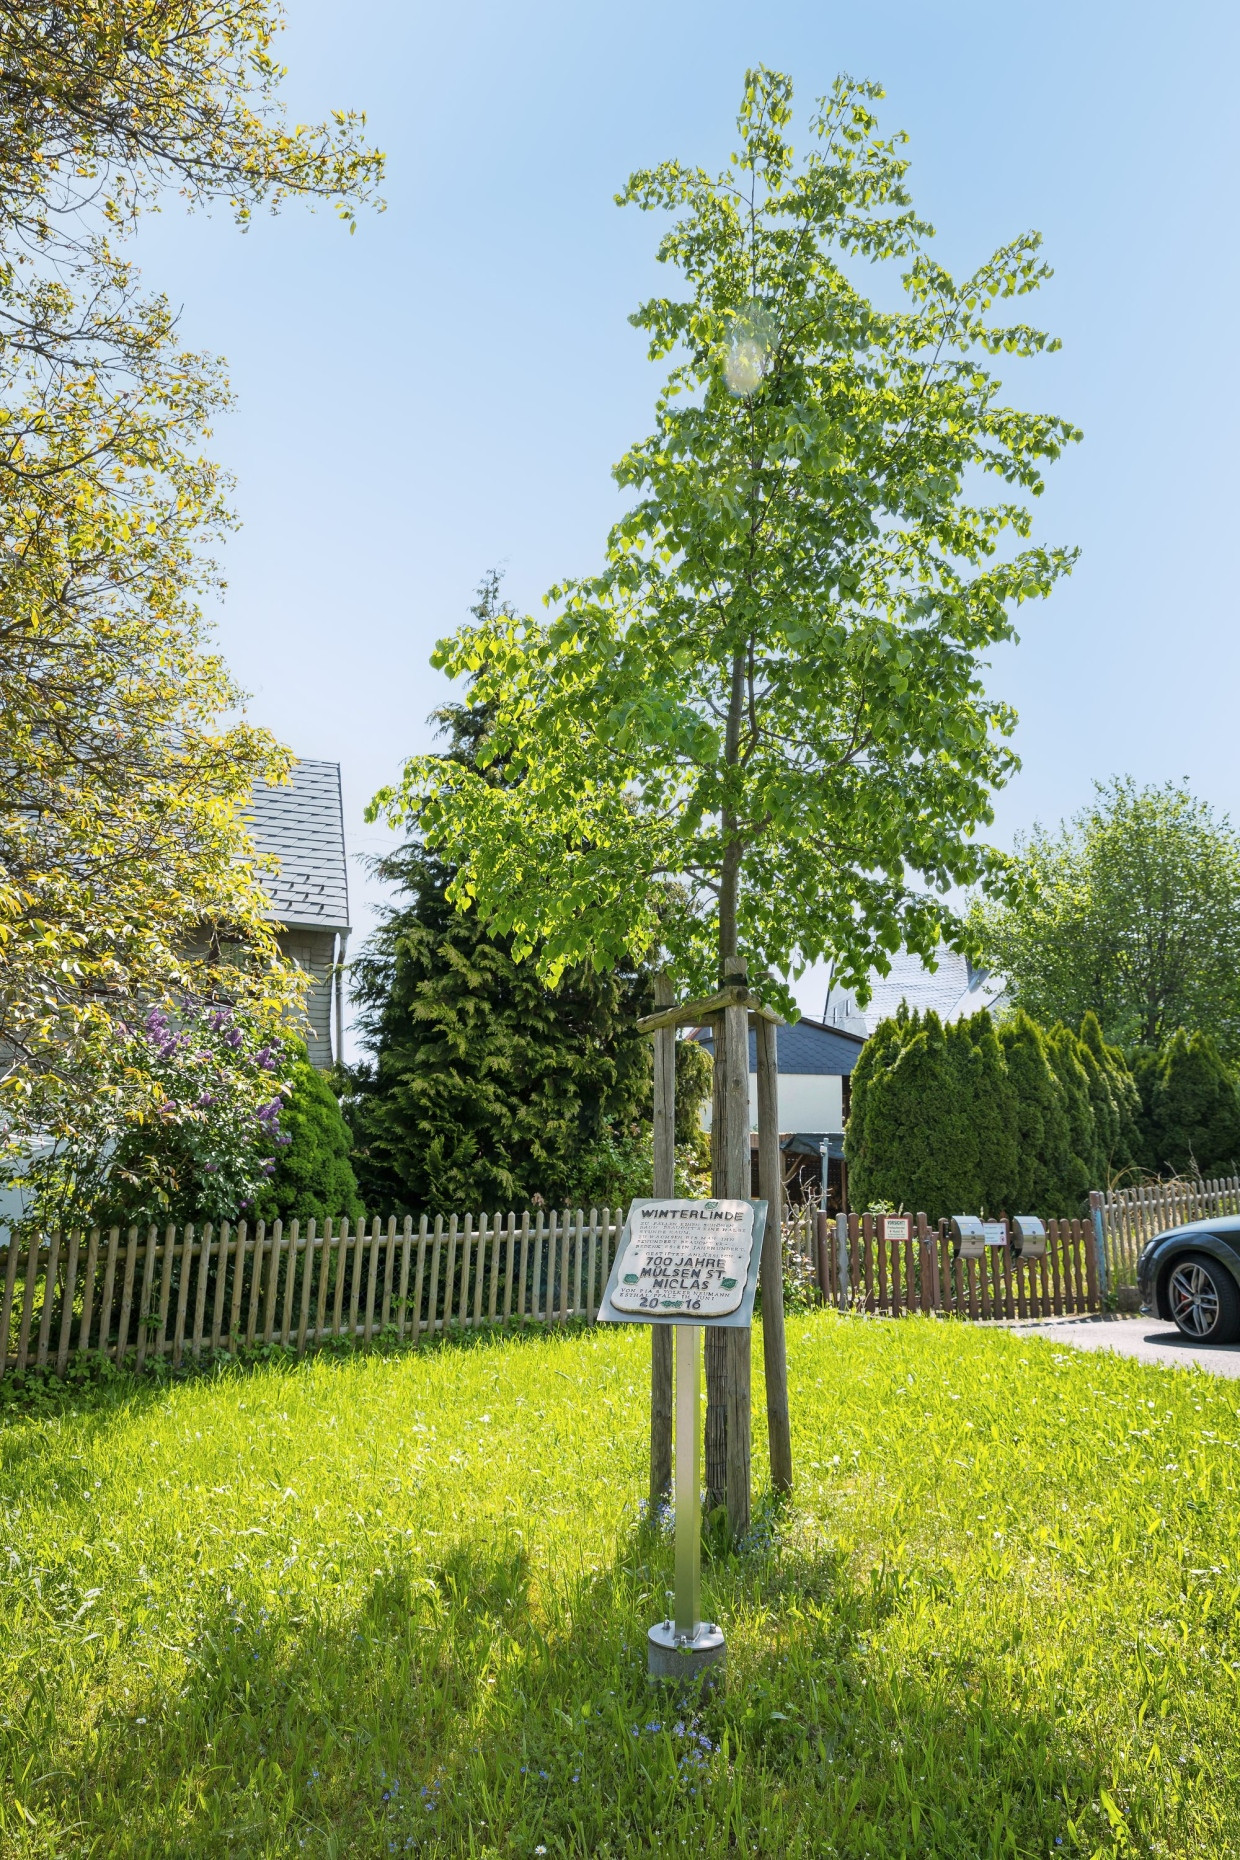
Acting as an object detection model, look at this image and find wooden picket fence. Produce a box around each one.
[794,1210,1103,1321]
[1,1200,1108,1382]
[0,1208,622,1382]
[1098,1176,1240,1285]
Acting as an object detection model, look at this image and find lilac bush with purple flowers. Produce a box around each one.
[21,999,300,1228]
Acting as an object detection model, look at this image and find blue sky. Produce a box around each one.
[132,0,1239,1043]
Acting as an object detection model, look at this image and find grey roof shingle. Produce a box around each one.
[243,759,350,935]
[693,1015,865,1076]
[825,945,1008,1036]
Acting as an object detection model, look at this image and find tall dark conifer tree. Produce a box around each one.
[347,586,687,1214]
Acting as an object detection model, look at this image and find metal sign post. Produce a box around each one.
[645,1322,724,1677]
[597,1197,766,1683]
[674,1324,701,1638]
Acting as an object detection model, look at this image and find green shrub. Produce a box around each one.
[1143,1030,1240,1179]
[847,1011,991,1221]
[250,1054,363,1227]
[846,1005,1132,1220]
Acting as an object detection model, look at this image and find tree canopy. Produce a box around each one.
[0,0,382,252]
[372,68,1076,1008]
[970,779,1240,1059]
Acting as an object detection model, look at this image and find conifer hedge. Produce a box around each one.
[845,1008,1140,1221]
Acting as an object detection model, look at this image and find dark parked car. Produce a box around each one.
[1137,1216,1240,1344]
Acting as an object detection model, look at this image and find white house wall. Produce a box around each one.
[700,1071,844,1134]
[278,929,336,1067]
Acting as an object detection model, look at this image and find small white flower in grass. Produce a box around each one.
[535,1848,548,1856]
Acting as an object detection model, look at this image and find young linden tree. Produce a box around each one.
[374,69,1077,1530]
[374,70,1077,1014]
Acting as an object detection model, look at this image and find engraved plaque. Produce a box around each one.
[599,1200,764,1327]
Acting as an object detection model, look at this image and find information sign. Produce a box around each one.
[597,1199,765,1329]
[882,1216,911,1243]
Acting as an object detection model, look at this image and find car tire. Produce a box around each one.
[1165,1252,1240,1345]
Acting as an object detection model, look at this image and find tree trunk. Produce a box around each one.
[705,648,753,1537]
[705,955,751,1538]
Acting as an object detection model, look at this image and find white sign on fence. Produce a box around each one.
[597,1199,765,1327]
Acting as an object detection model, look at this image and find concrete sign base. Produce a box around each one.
[647,1619,726,1683]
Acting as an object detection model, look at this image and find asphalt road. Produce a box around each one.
[1006,1313,1240,1378]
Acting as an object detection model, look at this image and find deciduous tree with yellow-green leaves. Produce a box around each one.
[372,68,1077,1520]
[0,2,383,1221]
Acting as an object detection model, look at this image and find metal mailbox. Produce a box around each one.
[1010,1214,1047,1259]
[950,1215,986,1259]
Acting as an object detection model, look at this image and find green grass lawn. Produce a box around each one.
[1,1313,1238,1859]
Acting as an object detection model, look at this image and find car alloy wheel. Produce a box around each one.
[1168,1259,1222,1338]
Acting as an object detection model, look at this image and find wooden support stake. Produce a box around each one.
[711,960,752,1539]
[756,1013,792,1495]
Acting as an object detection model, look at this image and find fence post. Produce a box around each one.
[1088,1190,1109,1301]
[814,1211,830,1304]
[836,1212,851,1310]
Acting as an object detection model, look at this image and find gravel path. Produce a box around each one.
[1006,1313,1240,1378]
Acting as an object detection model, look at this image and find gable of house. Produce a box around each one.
[243,759,350,1067]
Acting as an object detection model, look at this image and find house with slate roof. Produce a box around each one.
[823,944,1007,1039]
[692,1015,866,1210]
[243,759,350,1068]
